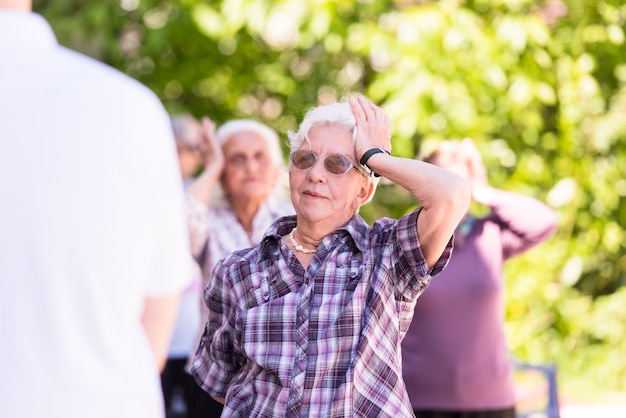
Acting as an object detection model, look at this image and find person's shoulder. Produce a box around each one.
[215,246,264,284]
[221,245,260,265]
[369,215,400,239]
[58,47,171,134]
[368,212,419,247]
[57,46,160,103]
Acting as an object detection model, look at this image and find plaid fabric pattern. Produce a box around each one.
[192,209,452,417]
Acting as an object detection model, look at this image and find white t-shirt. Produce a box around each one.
[0,10,193,418]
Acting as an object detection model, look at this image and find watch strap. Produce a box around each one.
[359,148,391,177]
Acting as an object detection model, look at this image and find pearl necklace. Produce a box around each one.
[288,228,317,254]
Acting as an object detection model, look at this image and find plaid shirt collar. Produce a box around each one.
[258,213,371,259]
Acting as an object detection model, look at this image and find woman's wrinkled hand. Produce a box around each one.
[462,138,493,205]
[198,117,224,173]
[348,95,392,161]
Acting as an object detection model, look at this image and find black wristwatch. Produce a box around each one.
[359,148,391,177]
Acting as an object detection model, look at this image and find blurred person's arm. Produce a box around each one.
[185,117,224,258]
[186,193,211,258]
[462,138,558,257]
[141,292,182,371]
[486,190,558,258]
[186,117,224,205]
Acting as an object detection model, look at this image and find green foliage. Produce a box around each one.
[35,0,626,401]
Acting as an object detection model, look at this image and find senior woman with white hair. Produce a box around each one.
[191,95,471,418]
[185,116,294,417]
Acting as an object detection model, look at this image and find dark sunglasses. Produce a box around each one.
[290,150,368,177]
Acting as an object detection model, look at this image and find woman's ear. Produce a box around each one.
[353,179,375,209]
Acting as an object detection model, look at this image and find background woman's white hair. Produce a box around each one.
[287,96,380,203]
[216,119,283,166]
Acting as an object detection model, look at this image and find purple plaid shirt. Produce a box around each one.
[192,209,452,417]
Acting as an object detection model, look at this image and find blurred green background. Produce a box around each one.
[35,0,626,402]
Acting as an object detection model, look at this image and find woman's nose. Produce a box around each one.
[306,157,326,181]
[243,156,263,172]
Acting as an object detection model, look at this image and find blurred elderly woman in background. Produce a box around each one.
[402,138,558,418]
[191,95,471,417]
[185,116,294,417]
[186,117,293,263]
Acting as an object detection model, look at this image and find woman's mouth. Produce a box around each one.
[303,190,323,198]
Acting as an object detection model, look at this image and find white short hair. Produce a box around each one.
[216,119,283,165]
[287,98,356,152]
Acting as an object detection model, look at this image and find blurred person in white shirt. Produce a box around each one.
[0,2,193,417]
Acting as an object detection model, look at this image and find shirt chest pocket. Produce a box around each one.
[240,292,298,386]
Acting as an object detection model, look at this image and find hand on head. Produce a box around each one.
[425,138,492,205]
[198,117,224,173]
[461,138,492,204]
[348,95,392,160]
